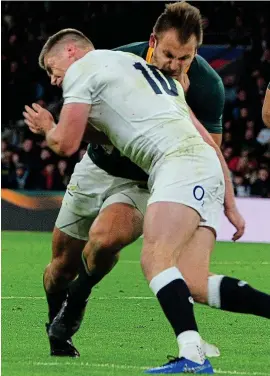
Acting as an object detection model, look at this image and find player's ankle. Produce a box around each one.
[177,331,205,365]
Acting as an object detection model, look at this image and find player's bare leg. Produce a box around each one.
[175,226,215,304]
[44,227,85,357]
[48,203,143,340]
[142,202,214,373]
[84,202,143,275]
[44,227,86,297]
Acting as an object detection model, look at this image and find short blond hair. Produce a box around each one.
[153,2,203,46]
[38,28,93,69]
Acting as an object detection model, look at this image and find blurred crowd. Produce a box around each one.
[1,2,270,196]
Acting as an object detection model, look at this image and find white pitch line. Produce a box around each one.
[121,261,270,265]
[214,370,269,376]
[1,296,154,300]
[29,362,270,375]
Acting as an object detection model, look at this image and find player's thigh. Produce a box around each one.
[142,202,201,280]
[176,226,215,302]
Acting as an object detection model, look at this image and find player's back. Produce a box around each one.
[63,50,206,173]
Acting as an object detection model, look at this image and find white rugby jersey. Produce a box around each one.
[63,50,205,173]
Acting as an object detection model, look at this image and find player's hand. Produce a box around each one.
[23,103,54,135]
[224,207,246,241]
[178,73,190,93]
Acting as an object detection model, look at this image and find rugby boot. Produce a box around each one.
[46,323,80,357]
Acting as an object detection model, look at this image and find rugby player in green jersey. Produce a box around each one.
[24,3,270,360]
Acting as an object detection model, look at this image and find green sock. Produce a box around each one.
[68,254,104,307]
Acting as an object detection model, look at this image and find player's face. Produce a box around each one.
[44,50,73,88]
[149,29,197,78]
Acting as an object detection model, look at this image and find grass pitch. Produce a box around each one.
[1,231,270,375]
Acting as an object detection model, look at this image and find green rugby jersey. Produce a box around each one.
[88,41,225,181]
[114,41,225,134]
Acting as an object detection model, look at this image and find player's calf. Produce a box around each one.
[44,227,85,325]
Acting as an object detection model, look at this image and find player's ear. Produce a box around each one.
[149,34,156,48]
[66,43,76,58]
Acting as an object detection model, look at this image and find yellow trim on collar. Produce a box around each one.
[146,47,154,63]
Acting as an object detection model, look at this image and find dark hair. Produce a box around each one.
[153,2,203,46]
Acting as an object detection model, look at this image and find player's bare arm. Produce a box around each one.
[189,109,245,241]
[24,102,109,147]
[262,84,270,128]
[45,103,91,156]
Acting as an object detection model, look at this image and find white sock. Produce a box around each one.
[149,266,183,295]
[177,330,205,365]
[208,275,225,308]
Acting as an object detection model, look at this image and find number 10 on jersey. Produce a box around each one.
[134,62,178,97]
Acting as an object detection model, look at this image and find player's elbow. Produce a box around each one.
[58,143,79,157]
[55,139,80,157]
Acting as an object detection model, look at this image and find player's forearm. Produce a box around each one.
[45,126,77,157]
[189,109,236,210]
[209,133,222,147]
[214,147,236,209]
[46,103,91,156]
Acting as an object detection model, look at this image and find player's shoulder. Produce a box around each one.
[190,54,223,86]
[88,49,141,61]
[113,41,149,58]
[63,50,110,89]
[65,50,119,76]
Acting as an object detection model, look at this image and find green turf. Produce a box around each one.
[1,231,270,376]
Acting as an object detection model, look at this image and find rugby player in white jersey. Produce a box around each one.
[25,5,260,359]
[24,28,270,373]
[26,4,232,358]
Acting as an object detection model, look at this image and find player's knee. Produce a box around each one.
[89,224,123,255]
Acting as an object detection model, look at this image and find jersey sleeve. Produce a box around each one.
[63,58,94,105]
[198,79,225,134]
